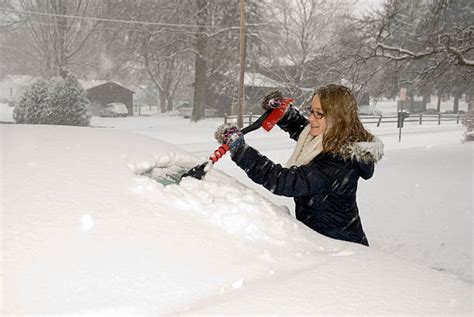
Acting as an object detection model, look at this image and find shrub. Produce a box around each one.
[461,109,474,142]
[13,75,91,126]
[13,79,50,124]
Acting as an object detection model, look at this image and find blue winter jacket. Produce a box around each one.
[231,107,383,246]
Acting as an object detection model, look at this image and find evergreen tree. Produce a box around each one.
[13,75,91,126]
[13,79,51,124]
[47,75,91,126]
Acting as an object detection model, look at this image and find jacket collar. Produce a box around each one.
[340,136,384,163]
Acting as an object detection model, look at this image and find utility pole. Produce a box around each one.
[237,0,247,128]
[399,87,406,142]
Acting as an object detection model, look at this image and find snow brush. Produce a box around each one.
[181,96,294,181]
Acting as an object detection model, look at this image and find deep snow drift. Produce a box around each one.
[1,124,472,315]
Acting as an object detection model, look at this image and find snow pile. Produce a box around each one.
[131,157,300,243]
[1,124,472,315]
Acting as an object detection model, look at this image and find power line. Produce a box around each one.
[0,7,222,30]
[8,20,204,36]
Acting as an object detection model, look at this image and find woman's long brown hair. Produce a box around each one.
[314,84,374,154]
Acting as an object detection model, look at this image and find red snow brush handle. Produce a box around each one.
[182,103,294,180]
[261,97,294,132]
[208,100,293,164]
[210,144,229,163]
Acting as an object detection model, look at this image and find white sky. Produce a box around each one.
[353,0,384,16]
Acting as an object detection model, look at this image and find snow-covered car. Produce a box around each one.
[1,124,471,315]
[100,102,129,117]
[177,103,218,118]
[358,105,383,116]
[423,108,439,114]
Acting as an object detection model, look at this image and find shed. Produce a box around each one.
[81,80,134,116]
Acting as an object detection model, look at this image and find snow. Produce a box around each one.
[0,103,13,122]
[244,72,285,88]
[371,96,469,114]
[1,104,473,315]
[1,74,36,86]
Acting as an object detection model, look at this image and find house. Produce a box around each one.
[205,71,289,115]
[0,75,36,105]
[241,72,289,113]
[80,80,134,116]
[243,72,283,89]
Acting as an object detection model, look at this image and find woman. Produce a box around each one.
[214,84,383,246]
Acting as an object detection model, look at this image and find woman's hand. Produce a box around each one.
[214,124,245,153]
[261,90,284,110]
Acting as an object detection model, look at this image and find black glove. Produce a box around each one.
[214,124,245,153]
[261,90,284,111]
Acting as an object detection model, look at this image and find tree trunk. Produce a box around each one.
[453,92,460,114]
[53,0,68,78]
[237,0,247,128]
[407,89,415,112]
[159,90,167,113]
[192,0,208,122]
[467,93,473,111]
[422,94,429,112]
[44,54,54,78]
[166,96,173,112]
[437,93,441,113]
[192,48,207,121]
[359,92,370,107]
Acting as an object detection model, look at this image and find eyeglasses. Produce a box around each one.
[305,109,325,119]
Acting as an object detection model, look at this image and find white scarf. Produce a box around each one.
[286,125,324,167]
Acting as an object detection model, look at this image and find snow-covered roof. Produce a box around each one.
[258,55,301,68]
[79,79,134,93]
[78,79,109,90]
[244,72,285,88]
[4,75,37,86]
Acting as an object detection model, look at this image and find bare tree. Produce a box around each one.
[2,0,105,78]
[189,0,267,121]
[260,0,346,96]
[100,1,196,113]
[362,0,473,110]
[102,0,266,120]
[371,0,473,68]
[143,32,189,112]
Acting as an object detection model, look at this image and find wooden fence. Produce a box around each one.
[359,113,463,127]
[224,113,464,127]
[224,113,256,125]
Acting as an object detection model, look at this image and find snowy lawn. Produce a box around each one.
[1,121,472,315]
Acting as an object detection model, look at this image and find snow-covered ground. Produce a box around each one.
[1,101,473,315]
